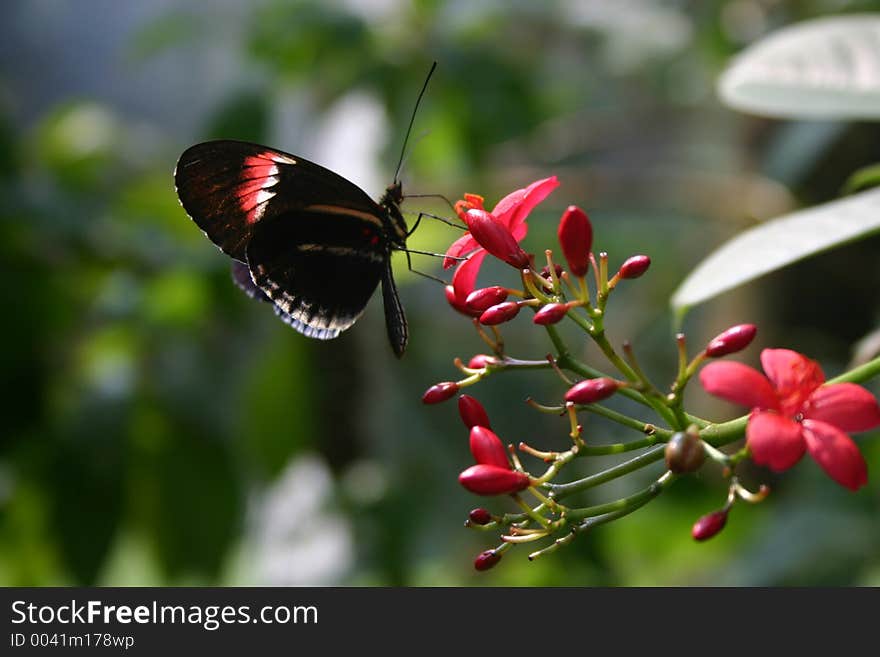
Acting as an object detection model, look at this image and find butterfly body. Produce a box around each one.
[174,139,409,356]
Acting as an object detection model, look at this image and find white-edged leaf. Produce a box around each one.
[718,14,880,119]
[672,187,880,315]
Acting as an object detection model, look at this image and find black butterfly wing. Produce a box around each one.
[174,139,382,262]
[245,207,390,341]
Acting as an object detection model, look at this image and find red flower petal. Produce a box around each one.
[699,361,780,411]
[491,176,560,230]
[446,250,488,316]
[802,419,868,491]
[443,232,481,269]
[746,410,805,471]
[803,383,880,433]
[760,349,825,416]
[464,209,530,269]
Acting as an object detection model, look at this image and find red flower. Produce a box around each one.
[444,177,559,313]
[700,349,880,490]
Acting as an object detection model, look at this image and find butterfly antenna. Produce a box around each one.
[393,61,437,184]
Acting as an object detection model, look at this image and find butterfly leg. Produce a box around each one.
[406,211,466,238]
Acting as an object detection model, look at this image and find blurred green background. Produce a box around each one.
[2,0,879,586]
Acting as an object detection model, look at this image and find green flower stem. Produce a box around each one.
[564,471,676,522]
[577,434,665,456]
[573,473,674,533]
[544,325,679,427]
[578,402,673,438]
[829,355,880,385]
[544,445,666,500]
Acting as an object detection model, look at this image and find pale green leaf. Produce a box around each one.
[672,187,880,315]
[718,15,880,119]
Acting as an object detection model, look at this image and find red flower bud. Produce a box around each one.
[464,209,530,269]
[421,381,460,404]
[705,324,757,358]
[474,549,502,571]
[445,285,479,317]
[557,205,593,277]
[618,255,651,279]
[465,286,509,312]
[469,426,509,468]
[459,394,492,430]
[459,464,530,495]
[533,302,570,325]
[467,354,496,369]
[665,430,706,474]
[479,301,521,325]
[468,508,493,525]
[564,378,620,404]
[692,509,728,541]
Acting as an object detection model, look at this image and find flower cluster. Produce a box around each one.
[420,176,880,571]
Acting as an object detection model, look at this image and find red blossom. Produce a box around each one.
[444,177,559,313]
[557,205,593,277]
[700,349,880,490]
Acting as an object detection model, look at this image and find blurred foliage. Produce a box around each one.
[1,0,879,587]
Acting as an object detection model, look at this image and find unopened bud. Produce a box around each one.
[533,302,570,325]
[469,426,509,468]
[474,549,502,571]
[692,509,728,541]
[466,286,509,312]
[564,378,620,404]
[557,205,593,277]
[459,464,530,495]
[618,255,651,279]
[421,381,460,404]
[459,395,492,430]
[705,324,757,358]
[467,354,496,369]
[479,301,521,325]
[468,508,493,525]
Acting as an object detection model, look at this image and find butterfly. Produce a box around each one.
[173,66,439,358]
[174,140,410,356]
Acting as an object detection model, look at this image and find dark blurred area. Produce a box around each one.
[1,0,879,586]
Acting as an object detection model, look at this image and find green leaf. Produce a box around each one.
[718,15,880,119]
[672,187,880,316]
